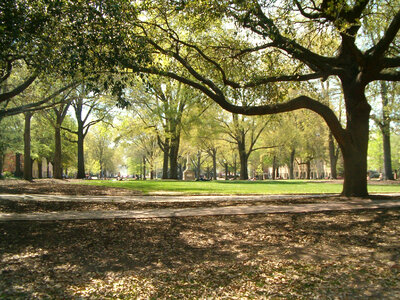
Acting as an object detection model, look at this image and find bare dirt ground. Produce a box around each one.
[0,179,399,213]
[1,179,400,298]
[0,179,142,196]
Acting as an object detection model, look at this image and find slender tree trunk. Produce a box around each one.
[53,124,63,179]
[380,82,394,180]
[150,167,154,179]
[23,112,32,181]
[77,122,86,179]
[224,162,228,180]
[328,132,338,179]
[233,154,237,179]
[289,149,295,179]
[382,129,393,180]
[0,154,3,176]
[196,151,201,179]
[142,156,146,180]
[340,82,370,197]
[212,152,217,180]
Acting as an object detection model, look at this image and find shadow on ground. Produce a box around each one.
[1,209,400,298]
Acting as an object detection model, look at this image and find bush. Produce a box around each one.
[2,171,14,178]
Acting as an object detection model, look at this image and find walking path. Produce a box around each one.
[1,193,400,221]
[0,193,334,203]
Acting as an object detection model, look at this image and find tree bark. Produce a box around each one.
[53,124,63,179]
[196,151,201,179]
[74,99,87,179]
[23,112,32,181]
[382,129,393,180]
[272,155,277,180]
[239,152,248,180]
[306,161,311,180]
[15,153,23,177]
[77,126,85,179]
[38,160,42,178]
[161,137,169,179]
[340,82,371,197]
[0,154,3,176]
[212,150,217,180]
[142,156,146,180]
[289,148,295,179]
[169,135,180,179]
[233,154,237,179]
[237,140,249,180]
[328,132,338,179]
[380,82,394,180]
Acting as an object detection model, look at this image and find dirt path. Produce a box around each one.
[1,194,400,221]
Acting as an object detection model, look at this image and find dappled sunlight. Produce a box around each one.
[1,210,400,298]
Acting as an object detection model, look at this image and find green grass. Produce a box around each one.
[75,179,400,195]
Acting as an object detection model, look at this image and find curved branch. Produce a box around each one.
[146,39,225,96]
[243,72,326,88]
[0,82,77,118]
[0,75,37,103]
[0,60,13,84]
[368,9,400,60]
[210,95,346,147]
[123,65,346,149]
[294,0,321,19]
[231,43,275,59]
[381,57,400,68]
[374,70,400,81]
[243,3,337,73]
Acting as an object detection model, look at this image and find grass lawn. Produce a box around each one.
[76,179,400,195]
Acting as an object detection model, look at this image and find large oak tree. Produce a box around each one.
[107,0,399,196]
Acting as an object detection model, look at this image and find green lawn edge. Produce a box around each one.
[73,179,400,195]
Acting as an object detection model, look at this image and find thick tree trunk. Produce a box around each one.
[289,149,295,179]
[53,125,63,179]
[15,153,23,177]
[237,141,248,180]
[239,153,248,180]
[161,137,169,179]
[23,112,32,181]
[306,161,311,180]
[340,83,370,197]
[328,132,338,179]
[169,136,180,179]
[272,156,277,180]
[38,160,42,178]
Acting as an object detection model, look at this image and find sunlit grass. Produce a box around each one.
[74,179,400,195]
